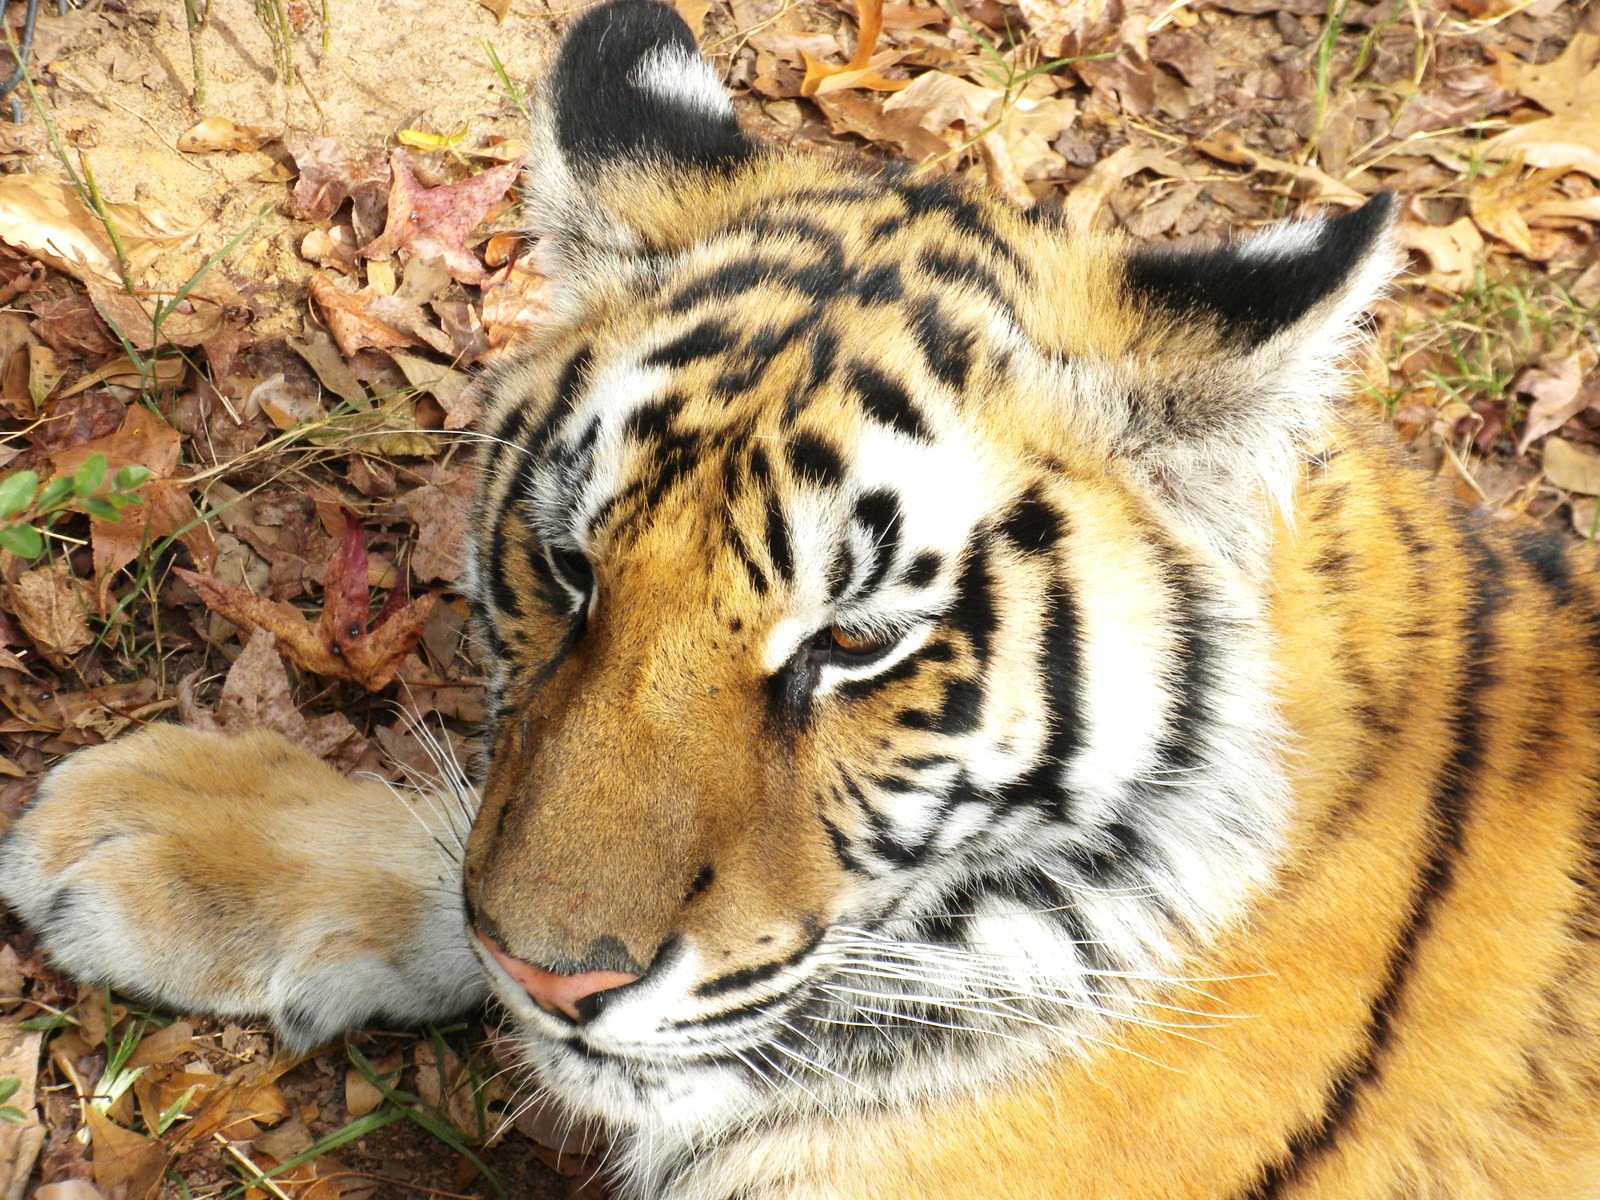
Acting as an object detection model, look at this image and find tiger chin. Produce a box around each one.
[3,2,1598,1197]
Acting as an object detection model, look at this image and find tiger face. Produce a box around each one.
[462,0,1392,1157]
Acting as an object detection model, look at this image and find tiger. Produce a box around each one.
[2,2,1598,1197]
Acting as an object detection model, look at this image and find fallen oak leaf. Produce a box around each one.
[1487,31,1600,179]
[176,512,437,692]
[360,154,520,285]
[179,629,363,766]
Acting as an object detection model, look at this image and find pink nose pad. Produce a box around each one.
[477,931,640,1023]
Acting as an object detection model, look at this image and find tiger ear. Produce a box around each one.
[1102,193,1397,568]
[527,0,751,280]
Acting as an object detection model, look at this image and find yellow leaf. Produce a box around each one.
[397,124,469,152]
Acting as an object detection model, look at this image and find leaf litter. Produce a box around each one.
[0,0,1598,1196]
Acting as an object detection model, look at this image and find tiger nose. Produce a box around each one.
[477,931,640,1023]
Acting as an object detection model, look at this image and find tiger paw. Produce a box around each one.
[0,724,487,1050]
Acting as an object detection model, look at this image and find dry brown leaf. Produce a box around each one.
[86,1106,169,1200]
[308,272,419,358]
[0,175,196,286]
[287,327,369,408]
[1194,129,1364,203]
[1543,436,1600,495]
[4,560,92,668]
[283,135,390,223]
[387,350,470,423]
[0,1025,44,1200]
[86,279,248,354]
[180,629,363,765]
[673,0,713,38]
[176,116,275,154]
[401,477,472,584]
[1489,31,1600,179]
[360,155,519,285]
[178,513,439,692]
[91,480,215,611]
[1515,357,1592,453]
[479,257,549,356]
[58,351,186,399]
[1015,0,1113,55]
[344,1067,385,1118]
[251,371,329,431]
[131,1066,217,1141]
[880,71,1001,140]
[1395,217,1486,294]
[1063,144,1198,230]
[51,404,183,483]
[33,1185,107,1200]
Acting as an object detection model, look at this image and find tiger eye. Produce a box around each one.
[830,626,890,655]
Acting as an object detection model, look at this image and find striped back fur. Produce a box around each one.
[459,4,1600,1196]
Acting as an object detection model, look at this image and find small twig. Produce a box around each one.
[214,1133,296,1200]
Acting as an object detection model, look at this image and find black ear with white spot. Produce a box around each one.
[545,0,750,175]
[1125,192,1396,344]
[1103,193,1397,569]
[526,1,754,288]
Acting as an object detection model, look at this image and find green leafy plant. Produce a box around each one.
[0,455,152,558]
[0,1077,25,1124]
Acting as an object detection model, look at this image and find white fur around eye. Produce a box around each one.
[630,44,732,120]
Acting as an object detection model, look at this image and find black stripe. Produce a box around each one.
[947,538,997,663]
[786,432,845,489]
[764,497,793,583]
[894,175,1022,268]
[727,522,768,595]
[695,921,825,998]
[907,295,974,391]
[1241,528,1505,1198]
[1152,560,1217,774]
[486,512,524,618]
[997,488,1063,555]
[849,362,930,440]
[1000,571,1084,817]
[528,344,592,454]
[918,247,1009,308]
[646,320,741,369]
[854,490,904,597]
[825,536,857,603]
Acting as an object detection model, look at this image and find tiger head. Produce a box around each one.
[461,0,1393,1157]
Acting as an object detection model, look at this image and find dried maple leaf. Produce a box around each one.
[360,155,520,285]
[177,512,437,692]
